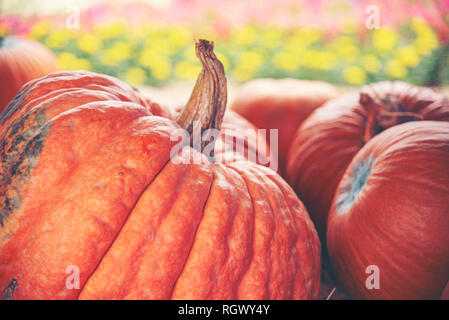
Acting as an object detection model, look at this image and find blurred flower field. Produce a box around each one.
[1,0,448,87]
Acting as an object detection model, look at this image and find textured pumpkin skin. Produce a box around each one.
[0,36,58,113]
[286,82,449,238]
[0,70,320,300]
[231,78,338,174]
[327,121,449,300]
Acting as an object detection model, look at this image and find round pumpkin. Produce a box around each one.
[327,121,449,300]
[286,82,449,238]
[0,36,58,113]
[231,78,338,174]
[0,40,320,300]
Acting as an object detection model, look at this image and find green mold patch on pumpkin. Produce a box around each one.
[1,108,47,162]
[0,108,50,227]
[335,154,376,216]
[2,278,18,300]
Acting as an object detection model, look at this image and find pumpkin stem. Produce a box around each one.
[176,39,227,153]
[360,92,423,143]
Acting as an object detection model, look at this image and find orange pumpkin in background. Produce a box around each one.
[286,82,449,239]
[0,36,58,113]
[231,78,338,174]
[327,121,449,299]
[0,40,320,300]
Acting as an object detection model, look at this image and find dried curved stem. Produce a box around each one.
[176,39,227,152]
[360,92,423,143]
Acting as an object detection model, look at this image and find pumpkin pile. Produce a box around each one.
[0,40,320,300]
[231,79,338,174]
[0,37,448,301]
[240,79,449,299]
[0,36,58,114]
[286,82,449,239]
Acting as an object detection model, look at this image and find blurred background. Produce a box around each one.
[1,0,448,96]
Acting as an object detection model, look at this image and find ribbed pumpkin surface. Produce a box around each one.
[0,70,320,300]
[328,121,449,299]
[286,81,449,238]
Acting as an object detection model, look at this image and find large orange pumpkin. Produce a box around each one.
[327,121,449,299]
[0,36,58,113]
[0,40,320,300]
[286,82,449,238]
[231,78,338,174]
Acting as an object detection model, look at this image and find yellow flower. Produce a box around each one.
[45,29,72,49]
[372,28,398,52]
[396,46,419,67]
[362,55,382,73]
[284,38,306,54]
[150,57,172,81]
[329,36,359,62]
[331,36,357,47]
[336,43,359,63]
[139,48,159,67]
[313,51,337,70]
[145,37,175,55]
[77,35,102,54]
[131,22,160,40]
[294,27,322,46]
[273,51,301,71]
[138,49,171,80]
[30,20,51,39]
[411,18,433,37]
[284,30,319,52]
[126,68,147,86]
[175,61,201,80]
[343,66,366,85]
[233,26,258,46]
[385,59,407,78]
[168,27,192,49]
[101,42,132,66]
[232,65,255,82]
[57,52,77,69]
[260,28,283,49]
[413,34,438,56]
[72,59,91,71]
[237,51,263,71]
[57,52,90,70]
[232,50,264,81]
[410,18,438,56]
[300,50,336,70]
[94,20,126,40]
